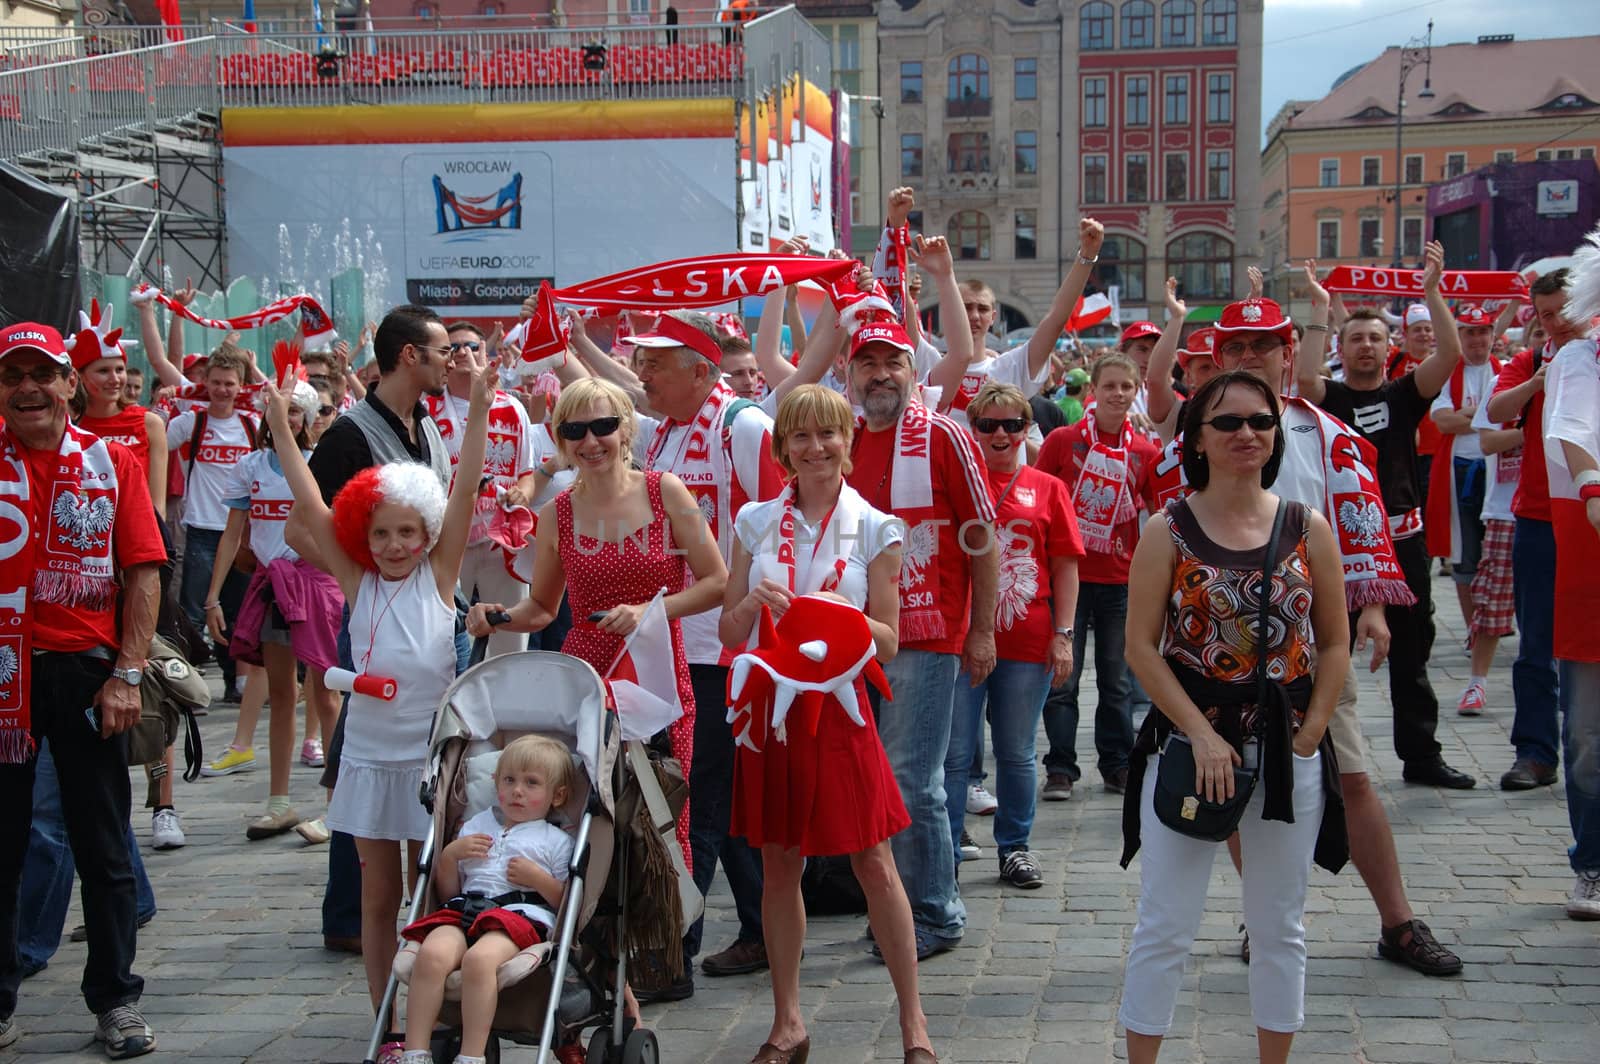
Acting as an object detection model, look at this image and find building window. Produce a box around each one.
[1402,217,1423,260]
[900,62,923,103]
[948,210,992,261]
[948,132,992,172]
[1126,76,1150,126]
[1081,1,1113,51]
[1165,75,1189,124]
[1319,159,1339,187]
[1318,220,1339,259]
[1206,73,1232,123]
[1537,149,1553,161]
[1165,153,1188,200]
[1015,209,1038,260]
[1404,154,1422,184]
[1125,154,1149,202]
[1123,1,1155,48]
[1206,150,1231,199]
[1446,152,1467,178]
[901,134,923,178]
[1015,58,1038,101]
[1361,157,1380,186]
[1168,232,1233,299]
[1162,0,1195,45]
[1084,155,1108,204]
[836,24,860,71]
[1202,0,1237,45]
[1359,218,1382,259]
[1583,147,1596,159]
[1098,235,1147,302]
[1084,77,1108,127]
[1015,130,1039,175]
[948,53,991,101]
[1557,148,1576,161]
[414,2,436,17]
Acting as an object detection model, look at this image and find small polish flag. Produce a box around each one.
[1066,292,1113,332]
[606,589,683,741]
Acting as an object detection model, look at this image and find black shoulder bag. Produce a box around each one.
[1152,499,1287,842]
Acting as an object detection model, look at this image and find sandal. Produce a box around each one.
[749,1036,810,1063]
[1377,919,1462,976]
[905,1049,939,1064]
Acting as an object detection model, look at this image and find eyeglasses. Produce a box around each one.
[318,404,337,417]
[962,301,995,314]
[973,416,1027,434]
[557,416,622,441]
[0,365,67,387]
[413,344,453,357]
[449,341,482,353]
[1203,413,1278,433]
[1216,336,1285,360]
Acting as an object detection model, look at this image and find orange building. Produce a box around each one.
[1260,33,1600,314]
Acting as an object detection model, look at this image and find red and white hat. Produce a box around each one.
[1403,303,1432,329]
[1119,320,1162,346]
[62,299,126,371]
[182,353,210,375]
[849,320,916,360]
[1215,298,1294,340]
[0,322,69,365]
[618,312,725,367]
[1178,327,1217,368]
[1454,305,1493,328]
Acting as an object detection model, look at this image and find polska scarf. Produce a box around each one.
[1073,420,1138,554]
[551,254,857,314]
[0,422,121,762]
[856,399,948,643]
[130,285,336,349]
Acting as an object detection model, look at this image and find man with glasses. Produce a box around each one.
[1295,243,1474,792]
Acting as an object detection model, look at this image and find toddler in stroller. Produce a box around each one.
[397,735,576,1064]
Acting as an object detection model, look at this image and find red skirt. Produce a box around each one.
[731,677,910,857]
[402,905,544,951]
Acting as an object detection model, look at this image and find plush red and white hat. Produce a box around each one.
[330,463,447,571]
[1178,327,1217,368]
[618,312,725,366]
[1119,320,1162,346]
[1454,305,1493,328]
[849,320,916,360]
[62,299,125,371]
[1215,298,1294,340]
[1403,304,1432,329]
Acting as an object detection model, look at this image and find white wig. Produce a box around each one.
[1563,224,1600,333]
[378,462,447,550]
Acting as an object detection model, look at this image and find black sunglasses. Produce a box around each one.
[449,341,482,353]
[557,416,622,441]
[973,416,1027,434]
[1203,413,1278,433]
[317,404,337,417]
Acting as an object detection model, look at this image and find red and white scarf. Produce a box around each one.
[775,481,866,597]
[1425,359,1501,562]
[857,399,946,643]
[130,285,336,348]
[1072,419,1138,554]
[0,423,121,762]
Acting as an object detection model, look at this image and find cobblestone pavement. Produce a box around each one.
[5,573,1598,1063]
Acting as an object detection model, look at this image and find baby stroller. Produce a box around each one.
[363,649,683,1064]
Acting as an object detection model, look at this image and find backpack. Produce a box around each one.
[127,633,209,781]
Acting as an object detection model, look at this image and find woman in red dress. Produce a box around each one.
[720,385,936,1064]
[467,377,727,857]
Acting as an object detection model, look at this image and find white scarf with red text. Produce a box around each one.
[1072,419,1138,554]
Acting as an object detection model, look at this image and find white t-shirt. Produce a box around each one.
[733,492,904,627]
[942,342,1049,431]
[221,450,303,565]
[1470,397,1518,522]
[1429,361,1496,461]
[167,409,257,531]
[455,808,574,930]
[1543,338,1600,500]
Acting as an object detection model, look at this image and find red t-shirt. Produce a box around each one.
[1035,418,1157,585]
[77,406,152,478]
[987,464,1084,663]
[848,411,996,656]
[1491,346,1551,522]
[24,440,167,654]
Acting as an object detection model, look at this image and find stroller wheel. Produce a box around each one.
[585,1028,612,1064]
[620,1028,659,1064]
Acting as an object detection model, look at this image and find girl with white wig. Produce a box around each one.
[261,358,496,1013]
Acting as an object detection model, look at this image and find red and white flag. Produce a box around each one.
[1066,292,1113,332]
[606,589,682,741]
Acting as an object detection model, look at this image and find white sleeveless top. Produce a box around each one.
[342,556,458,763]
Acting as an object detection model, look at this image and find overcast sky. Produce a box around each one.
[1261,0,1600,145]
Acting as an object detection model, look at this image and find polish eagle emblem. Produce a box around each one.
[898,520,938,589]
[0,644,17,690]
[1076,481,1118,521]
[1337,498,1386,548]
[52,491,114,551]
[994,547,1039,631]
[485,435,518,473]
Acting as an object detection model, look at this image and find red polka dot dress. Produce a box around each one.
[556,470,695,867]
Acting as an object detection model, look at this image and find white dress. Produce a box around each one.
[326,557,458,842]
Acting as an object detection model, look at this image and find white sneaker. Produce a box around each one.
[958,829,982,859]
[966,783,998,816]
[151,809,186,851]
[1568,871,1600,920]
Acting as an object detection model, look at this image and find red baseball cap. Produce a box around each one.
[1178,327,1217,368]
[1454,305,1493,328]
[0,323,69,365]
[182,353,210,374]
[849,321,916,360]
[1214,298,1294,340]
[618,312,724,367]
[1119,321,1162,346]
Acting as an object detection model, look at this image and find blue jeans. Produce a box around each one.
[1511,517,1561,767]
[1043,583,1134,780]
[17,744,156,974]
[875,650,964,940]
[946,659,1053,865]
[1559,660,1600,874]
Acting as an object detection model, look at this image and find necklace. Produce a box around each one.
[360,565,415,673]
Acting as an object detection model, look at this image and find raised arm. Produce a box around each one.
[430,360,496,600]
[134,293,185,388]
[1145,277,1188,426]
[752,288,796,395]
[785,285,808,351]
[1411,241,1462,399]
[784,273,848,398]
[564,311,645,407]
[1295,260,1332,405]
[1247,264,1264,299]
[918,236,977,401]
[1023,218,1106,379]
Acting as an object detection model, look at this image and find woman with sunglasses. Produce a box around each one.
[1117,370,1350,1064]
[942,381,1084,891]
[467,377,727,861]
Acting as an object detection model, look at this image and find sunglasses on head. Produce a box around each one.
[1203,413,1278,433]
[557,416,621,441]
[973,416,1027,434]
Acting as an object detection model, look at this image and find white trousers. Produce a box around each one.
[459,540,529,658]
[1119,747,1325,1037]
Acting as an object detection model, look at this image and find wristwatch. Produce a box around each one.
[111,665,144,686]
[1053,626,1075,640]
